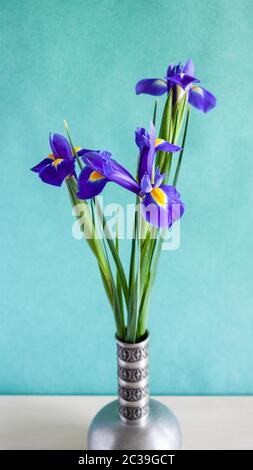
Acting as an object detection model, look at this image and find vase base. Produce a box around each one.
[88,398,182,450]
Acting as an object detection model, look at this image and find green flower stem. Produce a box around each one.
[137,273,151,338]
[137,92,188,338]
[127,207,138,340]
[160,92,187,178]
[173,106,190,187]
[115,212,124,320]
[156,91,173,172]
[63,86,189,342]
[66,177,126,338]
[127,202,141,343]
[138,231,163,337]
[64,123,129,325]
[98,218,125,340]
[97,265,114,309]
[65,176,113,303]
[129,96,159,343]
[95,200,129,309]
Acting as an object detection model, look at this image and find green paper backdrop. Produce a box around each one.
[1,0,253,394]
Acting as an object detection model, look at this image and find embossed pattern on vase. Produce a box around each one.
[117,335,150,424]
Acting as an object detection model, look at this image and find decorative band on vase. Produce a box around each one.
[117,341,149,363]
[116,333,150,425]
[118,364,149,383]
[118,383,149,402]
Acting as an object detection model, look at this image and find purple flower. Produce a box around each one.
[77,150,140,199]
[141,169,184,229]
[31,134,77,186]
[136,59,216,113]
[135,122,181,184]
[136,122,184,228]
[77,123,184,229]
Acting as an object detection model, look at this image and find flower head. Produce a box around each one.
[77,123,184,229]
[136,123,184,228]
[136,59,216,113]
[135,122,181,183]
[140,169,184,229]
[31,133,77,186]
[77,149,140,199]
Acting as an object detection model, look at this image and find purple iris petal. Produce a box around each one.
[155,139,181,153]
[83,151,140,194]
[135,78,167,96]
[137,123,180,183]
[166,61,198,89]
[168,73,199,89]
[31,158,52,173]
[146,122,156,176]
[167,63,181,78]
[77,148,97,157]
[81,150,109,174]
[138,122,156,182]
[135,127,151,183]
[135,60,216,117]
[107,159,140,193]
[138,145,149,183]
[135,127,150,151]
[140,174,152,194]
[77,166,108,199]
[39,159,75,187]
[188,86,217,113]
[49,133,73,160]
[141,184,184,229]
[182,59,195,76]
[154,168,166,187]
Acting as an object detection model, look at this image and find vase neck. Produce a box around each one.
[117,334,150,425]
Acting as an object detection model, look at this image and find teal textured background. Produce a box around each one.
[1,0,253,394]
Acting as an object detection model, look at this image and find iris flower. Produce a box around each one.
[77,123,184,229]
[31,133,77,186]
[136,59,216,113]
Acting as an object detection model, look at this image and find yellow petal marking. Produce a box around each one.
[72,146,81,155]
[52,158,64,167]
[89,170,105,182]
[154,79,167,87]
[155,138,164,147]
[151,187,167,207]
[192,86,203,95]
[48,153,55,160]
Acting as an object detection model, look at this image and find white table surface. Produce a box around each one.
[0,396,252,450]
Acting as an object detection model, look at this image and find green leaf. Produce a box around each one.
[152,100,158,126]
[64,120,83,171]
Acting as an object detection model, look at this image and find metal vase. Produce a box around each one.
[88,333,182,450]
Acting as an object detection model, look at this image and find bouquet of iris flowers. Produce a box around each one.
[31,59,216,344]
